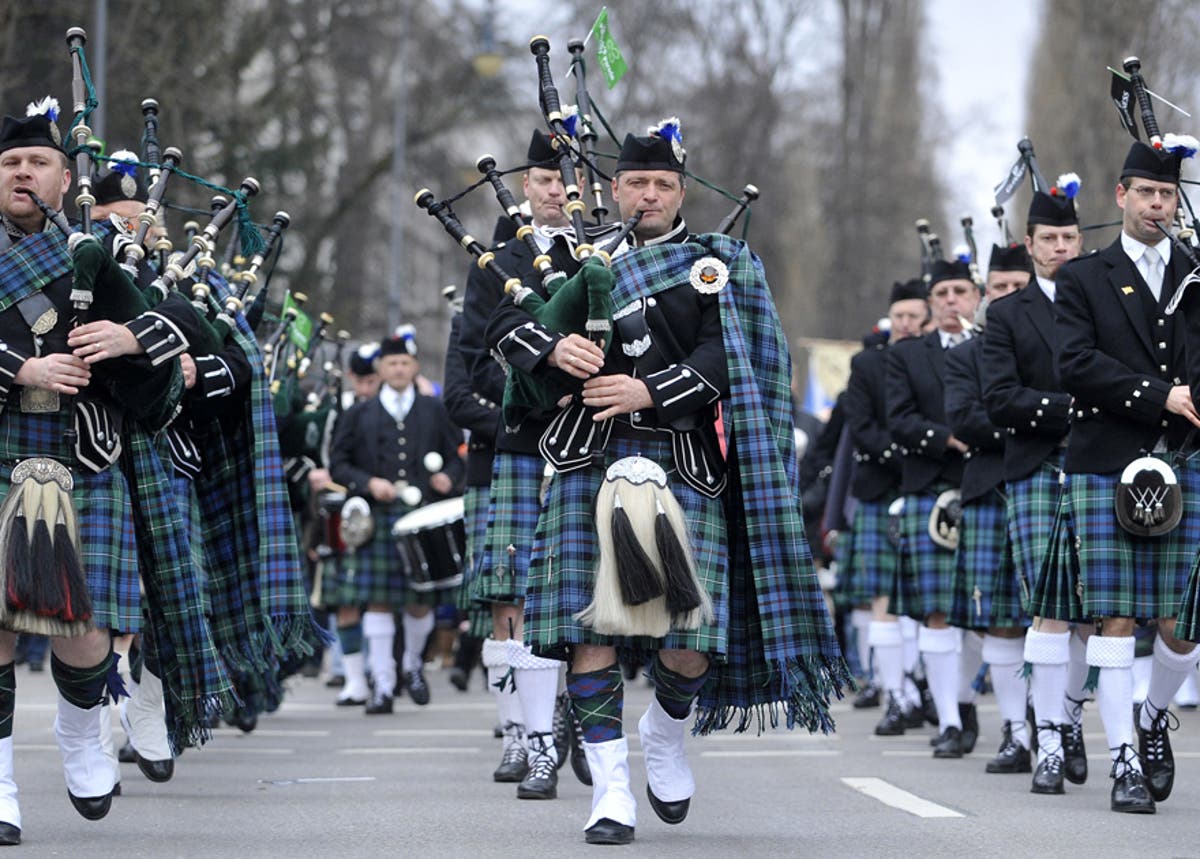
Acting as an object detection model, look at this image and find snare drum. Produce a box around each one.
[391,497,466,592]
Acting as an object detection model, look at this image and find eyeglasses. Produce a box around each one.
[1128,184,1177,201]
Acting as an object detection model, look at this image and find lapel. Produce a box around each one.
[1103,240,1157,360]
[923,332,945,406]
[1021,284,1056,353]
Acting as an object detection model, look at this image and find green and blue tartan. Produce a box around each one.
[476,451,544,605]
[949,490,1026,629]
[837,497,898,607]
[459,485,493,639]
[1068,457,1200,620]
[894,483,957,620]
[524,435,728,655]
[1007,453,1064,617]
[561,234,848,733]
[0,410,138,631]
[1028,478,1084,623]
[331,499,411,606]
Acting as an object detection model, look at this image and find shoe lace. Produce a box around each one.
[997,721,1018,755]
[1062,721,1084,755]
[1036,721,1064,758]
[409,671,427,692]
[501,722,527,763]
[526,732,557,780]
[1040,753,1063,775]
[1141,708,1180,762]
[553,694,570,740]
[1109,742,1143,779]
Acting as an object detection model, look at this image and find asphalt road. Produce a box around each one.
[7,662,1200,857]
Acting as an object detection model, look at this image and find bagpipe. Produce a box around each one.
[415,34,760,431]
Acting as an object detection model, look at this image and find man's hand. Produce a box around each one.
[946,434,970,453]
[15,354,91,394]
[367,477,396,503]
[1166,385,1200,428]
[68,320,143,364]
[429,472,453,495]
[180,354,197,389]
[548,333,604,379]
[582,374,653,421]
[308,467,332,492]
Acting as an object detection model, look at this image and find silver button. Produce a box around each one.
[1159,342,1167,349]
[153,320,163,330]
[647,297,657,307]
[1036,409,1044,417]
[681,369,692,378]
[925,429,934,438]
[1040,398,1050,406]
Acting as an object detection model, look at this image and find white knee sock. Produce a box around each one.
[1140,635,1199,729]
[508,643,560,763]
[958,631,983,705]
[983,634,1029,749]
[363,611,397,697]
[1025,629,1070,762]
[1064,629,1092,722]
[868,621,904,698]
[851,609,873,680]
[900,617,922,708]
[401,611,435,676]
[919,626,962,730]
[1088,635,1139,771]
[482,639,524,746]
[1132,655,1152,705]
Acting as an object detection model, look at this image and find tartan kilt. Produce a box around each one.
[328,500,414,607]
[1069,456,1200,620]
[1007,453,1064,616]
[524,436,729,658]
[1028,478,1085,622]
[474,451,544,605]
[0,409,140,633]
[837,497,898,606]
[894,483,958,620]
[458,485,494,638]
[948,489,1026,629]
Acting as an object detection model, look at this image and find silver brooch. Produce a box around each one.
[689,256,728,294]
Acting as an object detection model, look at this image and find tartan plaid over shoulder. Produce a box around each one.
[195,274,327,668]
[0,221,114,314]
[609,233,850,734]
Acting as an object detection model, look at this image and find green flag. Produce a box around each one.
[590,7,628,89]
[282,292,313,352]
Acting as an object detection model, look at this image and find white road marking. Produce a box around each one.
[214,729,330,737]
[372,729,499,737]
[338,747,483,755]
[881,750,939,757]
[841,777,964,818]
[260,776,377,785]
[701,750,839,758]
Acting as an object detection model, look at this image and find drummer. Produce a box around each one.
[328,329,465,713]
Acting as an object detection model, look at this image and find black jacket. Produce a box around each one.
[330,392,465,500]
[1056,238,1191,474]
[886,331,965,494]
[945,336,1004,503]
[443,311,499,487]
[982,284,1071,482]
[843,343,901,502]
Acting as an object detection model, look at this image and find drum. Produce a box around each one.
[391,497,466,592]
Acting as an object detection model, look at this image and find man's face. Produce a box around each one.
[349,370,381,401]
[985,268,1031,302]
[377,353,418,392]
[611,170,685,239]
[887,298,927,341]
[92,199,146,222]
[927,278,979,333]
[1117,177,1179,245]
[523,167,568,228]
[0,146,69,228]
[1024,224,1082,280]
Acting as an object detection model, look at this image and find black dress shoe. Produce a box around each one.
[1110,768,1155,814]
[986,722,1032,774]
[231,713,258,734]
[958,703,979,754]
[111,781,121,797]
[1137,707,1178,802]
[874,695,907,736]
[1062,722,1087,785]
[136,754,175,783]
[552,693,571,772]
[448,668,469,692]
[585,818,635,845]
[404,670,431,706]
[68,789,113,821]
[901,705,925,730]
[908,673,939,727]
[365,694,394,715]
[516,733,558,800]
[493,741,528,783]
[0,822,19,845]
[853,683,881,709]
[932,726,963,759]
[1030,754,1065,794]
[324,675,346,689]
[118,740,137,764]
[335,695,367,707]
[647,784,689,824]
